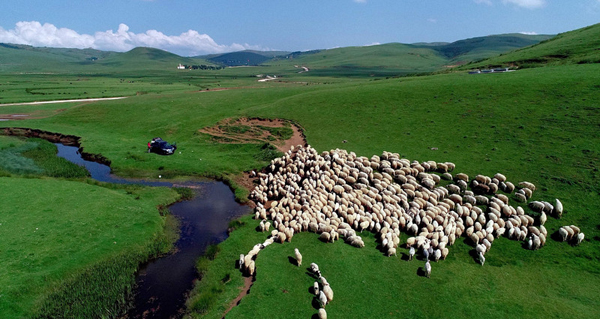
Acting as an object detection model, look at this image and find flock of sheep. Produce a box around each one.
[238,145,584,316]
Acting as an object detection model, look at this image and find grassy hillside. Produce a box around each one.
[463,23,600,69]
[0,44,210,74]
[265,33,552,77]
[206,51,271,66]
[270,43,448,77]
[418,33,554,64]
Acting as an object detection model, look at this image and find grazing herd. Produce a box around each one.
[237,145,585,317]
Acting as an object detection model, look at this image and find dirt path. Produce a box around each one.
[222,276,254,318]
[0,96,127,107]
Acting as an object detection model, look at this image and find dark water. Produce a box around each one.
[55,144,250,318]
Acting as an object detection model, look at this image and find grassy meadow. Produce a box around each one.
[1,23,599,318]
[0,136,181,318]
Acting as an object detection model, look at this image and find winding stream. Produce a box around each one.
[55,143,250,318]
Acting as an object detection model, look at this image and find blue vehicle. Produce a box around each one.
[148,137,176,155]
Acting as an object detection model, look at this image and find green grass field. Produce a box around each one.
[0,177,179,318]
[1,22,599,319]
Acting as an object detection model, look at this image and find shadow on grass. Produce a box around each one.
[416,267,428,278]
[550,231,564,242]
[311,297,322,310]
[288,256,300,266]
[400,252,411,261]
[468,249,480,264]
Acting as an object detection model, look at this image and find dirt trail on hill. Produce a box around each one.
[0,97,127,106]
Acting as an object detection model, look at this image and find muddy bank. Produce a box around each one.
[1,127,112,166]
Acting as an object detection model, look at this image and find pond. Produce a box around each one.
[55,143,251,318]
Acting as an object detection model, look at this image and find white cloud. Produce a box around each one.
[427,18,437,23]
[353,0,367,3]
[0,21,269,56]
[519,31,538,35]
[474,0,493,5]
[502,0,546,9]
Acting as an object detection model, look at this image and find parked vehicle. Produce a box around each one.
[148,137,176,155]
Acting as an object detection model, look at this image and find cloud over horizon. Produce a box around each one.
[502,0,546,9]
[0,21,269,56]
[474,0,546,9]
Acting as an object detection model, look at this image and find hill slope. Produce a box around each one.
[462,23,600,69]
[266,33,553,77]
[0,45,210,73]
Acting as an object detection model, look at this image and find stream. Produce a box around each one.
[55,143,250,318]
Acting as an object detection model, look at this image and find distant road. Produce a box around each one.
[0,97,127,106]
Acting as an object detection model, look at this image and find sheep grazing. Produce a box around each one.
[576,233,585,245]
[423,247,430,261]
[313,281,320,296]
[318,290,328,307]
[425,260,431,278]
[558,227,568,242]
[555,199,564,218]
[322,282,334,302]
[318,308,327,319]
[478,251,485,266]
[386,247,397,257]
[294,248,302,266]
[249,145,573,279]
[310,263,321,277]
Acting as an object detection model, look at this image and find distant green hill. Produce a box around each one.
[415,33,554,64]
[0,30,572,76]
[462,23,600,69]
[205,51,272,66]
[0,45,211,73]
[263,33,553,77]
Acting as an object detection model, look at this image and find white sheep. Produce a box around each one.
[433,249,441,262]
[238,254,245,269]
[386,247,397,257]
[478,251,485,266]
[409,246,415,261]
[247,260,256,276]
[318,290,328,307]
[318,308,327,319]
[310,262,320,274]
[322,283,334,302]
[555,199,563,218]
[576,233,585,245]
[558,227,568,242]
[425,260,431,278]
[313,281,320,296]
[294,248,302,266]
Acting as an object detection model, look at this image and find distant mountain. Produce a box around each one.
[461,23,600,69]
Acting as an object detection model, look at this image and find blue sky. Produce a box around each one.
[0,0,599,56]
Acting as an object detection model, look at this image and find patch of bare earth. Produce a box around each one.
[199,117,306,153]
